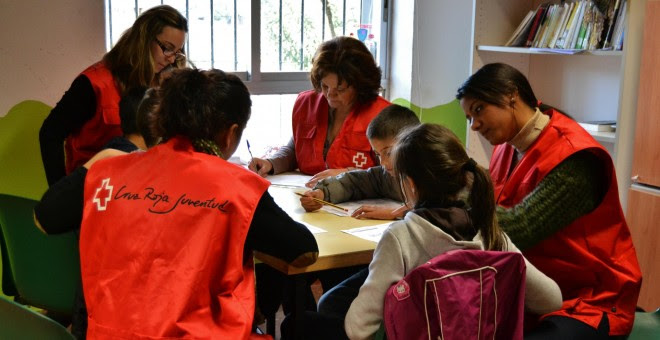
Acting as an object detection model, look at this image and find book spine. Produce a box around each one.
[557,2,578,49]
[526,6,547,47]
[549,3,571,48]
[603,0,622,49]
[537,5,558,48]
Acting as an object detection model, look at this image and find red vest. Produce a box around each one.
[65,62,123,174]
[80,136,269,339]
[292,90,390,174]
[490,111,641,335]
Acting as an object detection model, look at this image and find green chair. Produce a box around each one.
[629,308,660,340]
[0,295,74,340]
[0,100,51,201]
[0,100,52,297]
[0,193,80,316]
[392,98,468,145]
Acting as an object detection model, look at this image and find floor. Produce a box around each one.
[255,280,324,340]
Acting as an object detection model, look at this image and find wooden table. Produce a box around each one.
[254,185,393,338]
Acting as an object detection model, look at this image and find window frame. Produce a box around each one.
[105,0,390,96]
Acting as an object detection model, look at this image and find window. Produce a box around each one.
[105,0,389,161]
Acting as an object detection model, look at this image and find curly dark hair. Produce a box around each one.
[310,36,382,105]
[154,68,251,141]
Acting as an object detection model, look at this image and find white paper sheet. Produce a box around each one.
[267,172,313,188]
[341,222,392,243]
[300,222,327,234]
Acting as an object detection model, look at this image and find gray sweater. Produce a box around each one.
[314,166,403,204]
[344,212,563,340]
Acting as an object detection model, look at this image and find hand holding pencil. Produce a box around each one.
[296,190,348,212]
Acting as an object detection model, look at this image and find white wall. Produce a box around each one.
[411,0,473,107]
[0,0,105,115]
[387,0,415,101]
[389,0,474,106]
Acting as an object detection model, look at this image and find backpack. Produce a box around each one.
[383,249,526,340]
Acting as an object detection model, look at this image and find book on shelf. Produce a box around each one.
[531,4,554,47]
[502,0,620,52]
[505,10,536,47]
[536,4,563,48]
[579,120,616,132]
[525,3,551,47]
[601,0,622,49]
[612,0,627,50]
[549,3,571,48]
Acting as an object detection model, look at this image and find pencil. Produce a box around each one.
[294,192,349,212]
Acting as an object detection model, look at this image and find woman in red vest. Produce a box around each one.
[456,63,642,339]
[39,5,188,186]
[248,36,390,187]
[36,69,319,339]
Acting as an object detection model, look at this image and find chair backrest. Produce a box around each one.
[391,98,468,145]
[0,100,52,297]
[628,309,660,340]
[0,295,75,340]
[0,193,80,315]
[0,100,51,200]
[383,249,526,340]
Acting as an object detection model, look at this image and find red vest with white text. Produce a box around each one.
[65,62,123,174]
[490,110,641,335]
[292,90,390,174]
[80,136,269,339]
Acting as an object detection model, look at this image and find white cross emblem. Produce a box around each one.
[352,152,367,168]
[93,178,114,211]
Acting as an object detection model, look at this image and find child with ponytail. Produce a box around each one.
[343,123,562,339]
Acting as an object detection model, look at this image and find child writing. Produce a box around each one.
[300,104,420,220]
[344,123,562,339]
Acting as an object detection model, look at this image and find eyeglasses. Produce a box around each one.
[155,39,185,61]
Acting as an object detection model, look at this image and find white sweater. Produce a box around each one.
[344,212,563,340]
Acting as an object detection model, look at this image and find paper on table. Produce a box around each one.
[320,198,402,217]
[267,172,313,188]
[342,222,393,243]
[300,222,327,234]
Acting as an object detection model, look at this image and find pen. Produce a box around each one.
[294,192,349,212]
[246,140,254,162]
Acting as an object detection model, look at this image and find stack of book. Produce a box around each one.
[505,0,627,51]
[578,120,616,132]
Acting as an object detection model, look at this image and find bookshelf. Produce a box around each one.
[467,0,646,205]
[476,45,623,56]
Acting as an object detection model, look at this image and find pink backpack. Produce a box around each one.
[383,249,526,340]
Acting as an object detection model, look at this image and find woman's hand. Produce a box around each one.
[305,168,348,188]
[299,189,325,212]
[352,204,408,220]
[248,157,273,177]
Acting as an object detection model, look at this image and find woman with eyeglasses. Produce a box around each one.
[39,5,188,186]
[248,36,390,188]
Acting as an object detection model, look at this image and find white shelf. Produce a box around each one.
[477,45,624,56]
[589,130,616,143]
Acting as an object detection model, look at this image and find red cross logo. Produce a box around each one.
[93,178,114,211]
[352,152,367,168]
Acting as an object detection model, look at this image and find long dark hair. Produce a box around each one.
[393,123,505,251]
[103,5,188,92]
[456,62,562,114]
